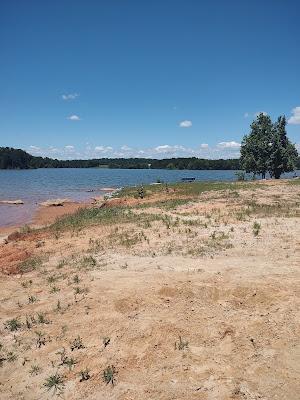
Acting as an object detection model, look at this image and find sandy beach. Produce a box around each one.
[0,179,299,399]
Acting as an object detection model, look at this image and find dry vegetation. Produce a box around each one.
[0,179,300,399]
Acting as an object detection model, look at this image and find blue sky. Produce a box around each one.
[0,0,299,159]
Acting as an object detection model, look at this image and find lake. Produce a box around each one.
[0,168,298,227]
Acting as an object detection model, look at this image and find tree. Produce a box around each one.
[268,116,298,179]
[240,113,298,179]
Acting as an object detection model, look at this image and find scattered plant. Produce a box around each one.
[175,336,189,350]
[103,365,117,386]
[70,336,85,351]
[79,368,91,382]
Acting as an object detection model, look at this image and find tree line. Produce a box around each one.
[0,148,241,170]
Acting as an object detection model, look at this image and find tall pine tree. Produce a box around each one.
[241,113,298,179]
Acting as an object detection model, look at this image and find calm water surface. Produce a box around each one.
[0,168,298,227]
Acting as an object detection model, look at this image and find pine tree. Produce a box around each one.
[241,114,298,179]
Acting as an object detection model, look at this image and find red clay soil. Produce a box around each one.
[0,242,33,274]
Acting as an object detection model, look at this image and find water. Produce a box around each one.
[0,168,298,227]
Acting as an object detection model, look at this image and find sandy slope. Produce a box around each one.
[0,180,299,399]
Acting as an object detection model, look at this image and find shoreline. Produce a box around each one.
[0,178,299,399]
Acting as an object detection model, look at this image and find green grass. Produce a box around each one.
[50,206,166,232]
[116,180,259,199]
[43,373,65,394]
[19,257,43,273]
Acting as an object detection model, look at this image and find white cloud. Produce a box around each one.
[94,146,113,154]
[288,106,300,125]
[244,112,249,118]
[62,93,79,100]
[154,145,191,154]
[179,120,192,128]
[64,145,76,153]
[67,115,80,121]
[121,145,132,151]
[27,141,244,160]
[217,141,241,149]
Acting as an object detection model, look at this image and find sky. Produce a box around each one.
[0,0,299,160]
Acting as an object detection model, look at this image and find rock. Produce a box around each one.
[0,199,24,205]
[39,198,71,207]
[100,187,116,192]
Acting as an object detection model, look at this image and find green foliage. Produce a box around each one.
[70,336,85,351]
[43,373,65,394]
[79,368,91,381]
[103,365,117,386]
[241,113,298,179]
[253,221,261,236]
[175,336,189,350]
[0,147,242,170]
[4,318,22,332]
[235,171,246,181]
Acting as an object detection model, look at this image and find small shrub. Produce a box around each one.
[37,313,50,324]
[253,221,261,236]
[35,331,46,348]
[79,368,91,382]
[43,373,65,394]
[103,365,117,386]
[57,348,77,370]
[175,336,189,350]
[29,364,41,376]
[28,295,38,304]
[50,286,60,293]
[7,351,17,362]
[73,274,80,284]
[103,337,110,348]
[5,318,22,332]
[21,279,33,288]
[70,336,85,351]
[19,257,42,273]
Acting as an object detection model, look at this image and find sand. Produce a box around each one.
[0,180,299,399]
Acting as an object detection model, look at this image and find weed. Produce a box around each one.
[103,365,117,386]
[21,279,33,288]
[5,318,22,332]
[253,221,261,236]
[19,257,43,273]
[56,300,62,312]
[57,348,77,370]
[7,351,17,362]
[103,337,110,348]
[25,314,36,329]
[20,224,32,234]
[29,364,41,376]
[37,313,50,324]
[28,295,38,304]
[79,255,97,269]
[47,275,57,284]
[79,368,91,382]
[175,336,189,350]
[73,286,88,296]
[50,286,60,293]
[43,373,65,395]
[73,274,80,284]
[35,331,46,348]
[57,259,67,269]
[70,336,85,351]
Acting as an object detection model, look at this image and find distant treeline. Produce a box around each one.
[1,147,300,171]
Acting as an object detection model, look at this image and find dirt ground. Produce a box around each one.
[0,180,299,399]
